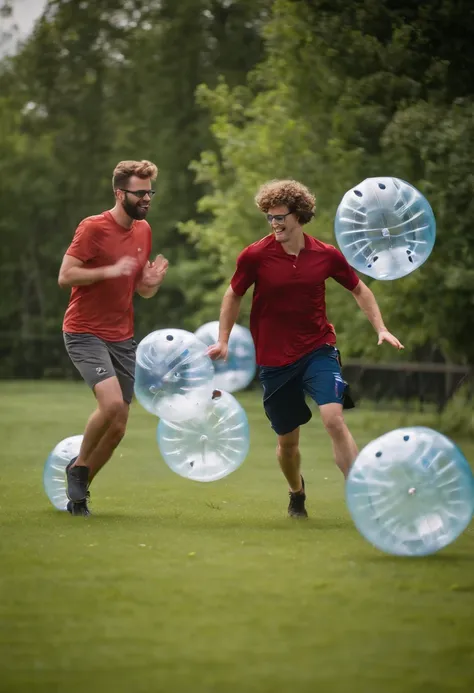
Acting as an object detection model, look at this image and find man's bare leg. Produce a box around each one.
[277,427,307,517]
[277,427,302,491]
[87,402,129,483]
[67,377,127,501]
[319,403,358,478]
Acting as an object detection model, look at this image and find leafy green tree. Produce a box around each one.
[0,0,267,375]
[182,0,474,362]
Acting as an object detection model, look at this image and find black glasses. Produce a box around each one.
[119,188,156,199]
[266,211,292,223]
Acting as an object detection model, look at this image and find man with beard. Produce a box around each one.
[58,160,168,515]
[208,179,403,519]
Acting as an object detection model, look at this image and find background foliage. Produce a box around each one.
[1,0,473,374]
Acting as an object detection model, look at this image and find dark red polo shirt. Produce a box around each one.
[230,233,360,366]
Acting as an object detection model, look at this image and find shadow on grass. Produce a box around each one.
[356,550,474,565]
[37,508,353,532]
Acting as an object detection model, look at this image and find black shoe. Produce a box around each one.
[65,458,89,502]
[288,476,308,518]
[66,498,91,516]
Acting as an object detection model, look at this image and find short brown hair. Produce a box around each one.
[255,179,316,225]
[112,160,158,190]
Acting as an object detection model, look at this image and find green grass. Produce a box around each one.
[1,381,473,693]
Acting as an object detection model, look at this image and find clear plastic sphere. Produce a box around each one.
[194,321,256,392]
[157,389,250,482]
[134,329,215,422]
[334,177,436,280]
[346,427,474,556]
[43,435,83,510]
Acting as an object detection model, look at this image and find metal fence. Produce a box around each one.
[342,360,471,412]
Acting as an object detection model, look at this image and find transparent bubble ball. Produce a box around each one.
[134,328,215,422]
[157,389,250,482]
[194,321,256,393]
[335,177,436,280]
[346,427,474,556]
[43,435,83,510]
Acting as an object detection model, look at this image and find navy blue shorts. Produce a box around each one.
[258,345,354,436]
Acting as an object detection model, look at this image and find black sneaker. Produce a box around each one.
[65,458,89,502]
[288,476,308,518]
[66,498,91,517]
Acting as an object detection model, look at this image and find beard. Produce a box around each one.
[122,197,149,220]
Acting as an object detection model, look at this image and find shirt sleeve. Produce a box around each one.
[330,246,360,291]
[66,219,98,263]
[230,247,258,296]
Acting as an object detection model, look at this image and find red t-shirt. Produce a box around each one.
[62,211,152,341]
[231,233,360,366]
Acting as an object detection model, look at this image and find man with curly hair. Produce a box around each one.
[58,160,168,516]
[208,179,403,518]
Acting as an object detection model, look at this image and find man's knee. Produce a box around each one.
[94,377,128,422]
[96,385,130,443]
[277,429,300,457]
[101,398,126,422]
[102,402,129,450]
[323,412,347,438]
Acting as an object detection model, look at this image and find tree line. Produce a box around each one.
[1,0,473,378]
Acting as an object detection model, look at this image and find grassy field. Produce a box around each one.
[1,381,473,693]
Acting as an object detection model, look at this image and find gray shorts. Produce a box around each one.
[63,332,137,403]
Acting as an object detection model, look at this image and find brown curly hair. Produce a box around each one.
[112,160,158,191]
[255,179,316,225]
